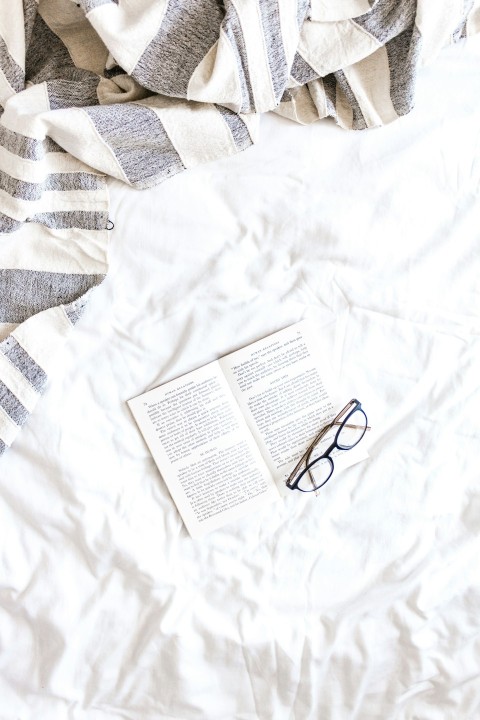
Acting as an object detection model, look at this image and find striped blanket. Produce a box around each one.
[0,0,479,458]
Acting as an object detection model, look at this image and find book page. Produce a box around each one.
[220,320,366,492]
[128,362,280,538]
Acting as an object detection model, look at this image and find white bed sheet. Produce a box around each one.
[1,35,480,720]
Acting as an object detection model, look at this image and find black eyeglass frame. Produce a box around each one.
[285,399,368,493]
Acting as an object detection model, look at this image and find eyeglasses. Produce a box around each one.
[286,399,369,493]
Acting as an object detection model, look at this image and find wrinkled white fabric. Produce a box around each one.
[1,34,480,720]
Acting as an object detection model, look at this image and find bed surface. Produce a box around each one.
[1,35,480,719]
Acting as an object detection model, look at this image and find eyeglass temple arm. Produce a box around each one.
[333,421,371,431]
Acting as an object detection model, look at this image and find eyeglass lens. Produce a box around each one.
[336,408,367,449]
[296,456,333,491]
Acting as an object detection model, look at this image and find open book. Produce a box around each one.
[128,320,367,538]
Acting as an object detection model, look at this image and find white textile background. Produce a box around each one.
[1,35,480,720]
